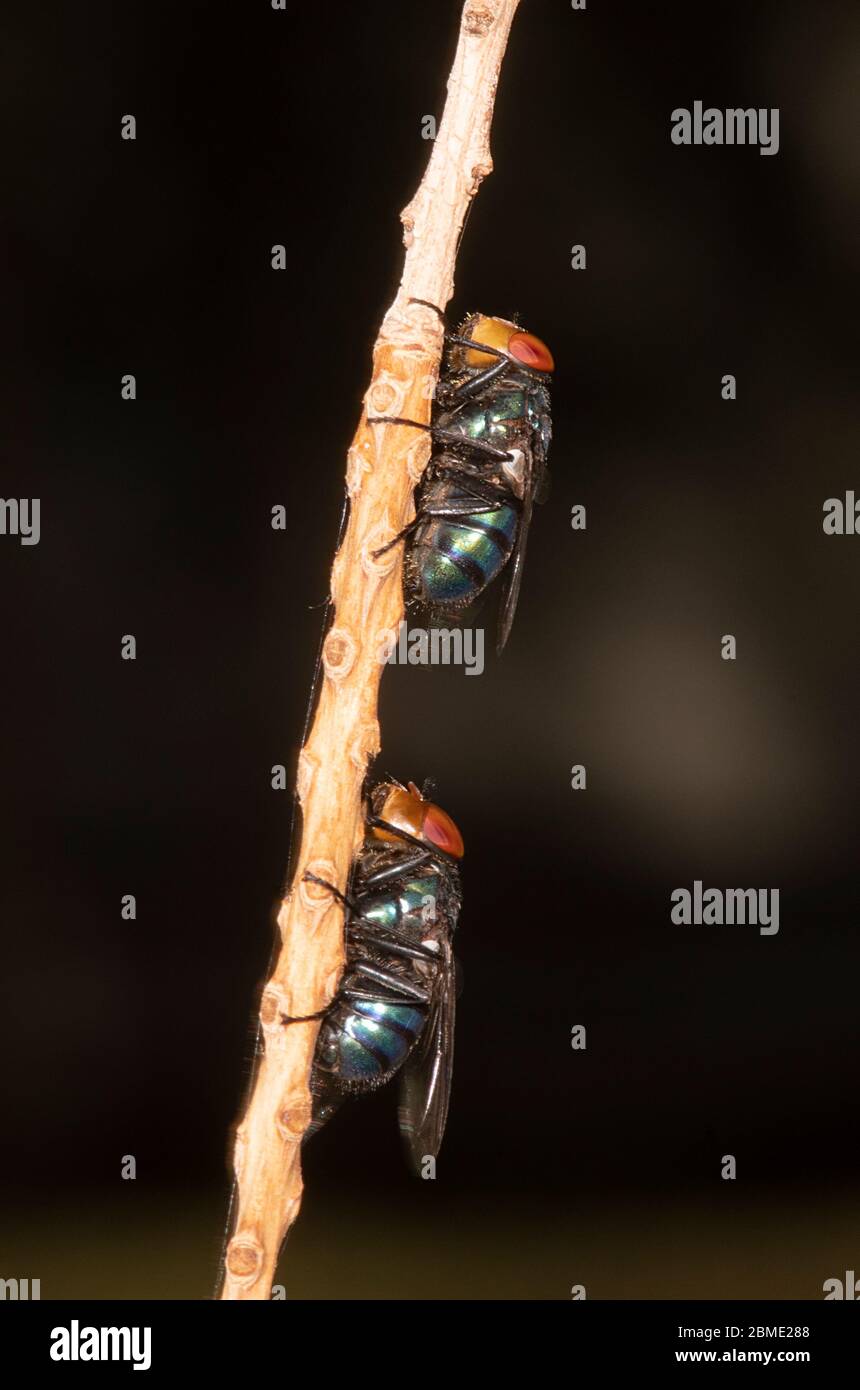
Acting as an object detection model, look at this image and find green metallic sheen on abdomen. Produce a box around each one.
[414,499,518,605]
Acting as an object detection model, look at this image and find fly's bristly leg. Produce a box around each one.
[346,928,441,964]
[365,415,431,430]
[419,498,510,520]
[351,960,431,1003]
[436,355,511,406]
[280,1007,329,1025]
[429,455,518,496]
[444,333,507,359]
[359,849,435,889]
[371,517,421,559]
[407,296,446,323]
[429,428,514,462]
[302,871,369,923]
[365,414,513,464]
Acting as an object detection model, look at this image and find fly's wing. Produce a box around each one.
[304,1088,344,1145]
[534,464,552,506]
[398,946,456,1173]
[496,483,535,655]
[497,411,553,653]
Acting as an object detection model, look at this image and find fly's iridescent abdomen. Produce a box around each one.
[327,997,426,1084]
[411,483,519,606]
[305,780,464,1171]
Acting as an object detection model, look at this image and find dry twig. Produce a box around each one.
[220,0,522,1301]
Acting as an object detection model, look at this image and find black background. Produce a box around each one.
[2,0,858,1298]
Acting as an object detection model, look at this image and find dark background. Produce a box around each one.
[2,0,858,1298]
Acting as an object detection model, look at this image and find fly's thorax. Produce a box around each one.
[357,871,444,939]
[436,385,528,445]
[434,381,549,482]
[356,850,460,925]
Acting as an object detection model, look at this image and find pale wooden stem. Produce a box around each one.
[220,0,522,1300]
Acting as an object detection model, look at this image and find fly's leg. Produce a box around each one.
[281,877,350,1023]
[281,876,346,1025]
[302,870,364,919]
[444,332,506,359]
[430,455,522,495]
[371,490,515,560]
[301,870,381,935]
[280,1006,329,1024]
[421,495,510,518]
[425,426,515,464]
[372,516,421,560]
[347,927,442,965]
[350,960,431,1003]
[365,415,514,464]
[363,413,509,560]
[358,849,436,888]
[436,354,511,407]
[408,297,445,322]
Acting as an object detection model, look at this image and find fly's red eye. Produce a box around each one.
[508,331,554,372]
[422,803,465,859]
